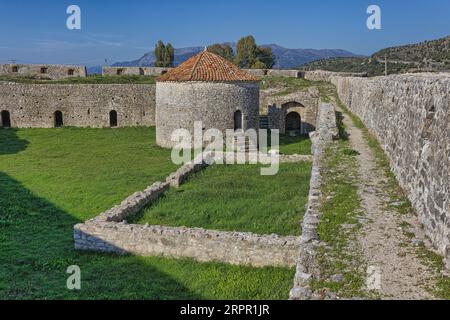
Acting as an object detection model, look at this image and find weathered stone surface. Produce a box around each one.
[0,82,155,128]
[102,66,172,76]
[332,73,449,269]
[0,63,86,80]
[303,70,367,82]
[156,81,260,148]
[74,222,300,267]
[266,88,320,135]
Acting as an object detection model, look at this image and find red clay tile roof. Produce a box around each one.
[156,51,260,82]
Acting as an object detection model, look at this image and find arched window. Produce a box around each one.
[109,110,118,127]
[11,66,18,73]
[1,110,11,128]
[68,69,74,76]
[54,111,63,127]
[286,112,301,134]
[234,110,243,131]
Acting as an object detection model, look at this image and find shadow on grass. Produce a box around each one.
[0,129,29,155]
[0,172,202,299]
[335,111,349,141]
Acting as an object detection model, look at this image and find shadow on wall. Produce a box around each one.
[0,129,29,155]
[0,172,202,299]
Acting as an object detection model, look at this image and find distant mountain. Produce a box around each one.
[301,35,450,76]
[87,44,358,73]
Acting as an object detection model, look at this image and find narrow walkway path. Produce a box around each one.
[339,107,437,300]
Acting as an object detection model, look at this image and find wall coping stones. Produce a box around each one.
[289,103,339,300]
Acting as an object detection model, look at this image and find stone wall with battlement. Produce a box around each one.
[102,66,173,76]
[0,64,86,80]
[332,74,450,269]
[0,82,155,128]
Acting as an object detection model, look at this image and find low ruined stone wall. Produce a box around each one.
[74,152,305,267]
[74,223,299,267]
[332,74,450,269]
[0,64,86,80]
[102,66,172,76]
[0,82,156,128]
[290,103,339,300]
[303,70,367,82]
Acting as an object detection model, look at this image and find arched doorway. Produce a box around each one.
[54,111,63,127]
[109,110,118,127]
[234,110,242,131]
[286,112,301,135]
[1,110,11,128]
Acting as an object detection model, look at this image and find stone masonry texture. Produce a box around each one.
[332,74,450,269]
[0,82,156,128]
[0,64,86,80]
[156,81,260,148]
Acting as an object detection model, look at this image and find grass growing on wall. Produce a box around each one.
[0,127,295,299]
[0,75,156,84]
[134,162,312,236]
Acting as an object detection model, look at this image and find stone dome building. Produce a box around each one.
[155,50,260,148]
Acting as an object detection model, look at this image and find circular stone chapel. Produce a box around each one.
[155,50,260,148]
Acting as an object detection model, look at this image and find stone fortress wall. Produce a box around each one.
[102,66,173,76]
[0,64,87,80]
[332,74,450,269]
[0,82,155,128]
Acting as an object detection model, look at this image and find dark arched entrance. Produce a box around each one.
[54,111,63,127]
[110,110,118,127]
[1,110,11,128]
[286,112,301,134]
[234,110,242,131]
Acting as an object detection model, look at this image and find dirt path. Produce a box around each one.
[339,107,437,300]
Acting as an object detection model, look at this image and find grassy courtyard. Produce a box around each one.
[134,162,311,236]
[0,127,300,299]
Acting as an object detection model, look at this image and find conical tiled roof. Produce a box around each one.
[156,51,260,82]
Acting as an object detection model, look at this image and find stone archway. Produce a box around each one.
[110,110,118,127]
[1,110,11,128]
[285,112,301,135]
[54,111,63,128]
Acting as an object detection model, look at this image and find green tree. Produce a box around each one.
[255,46,275,69]
[207,43,234,61]
[155,41,174,67]
[235,35,258,68]
[235,36,275,69]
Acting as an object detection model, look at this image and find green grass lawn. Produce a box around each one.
[0,127,295,299]
[134,162,311,236]
[278,134,312,155]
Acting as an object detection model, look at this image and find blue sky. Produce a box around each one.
[0,0,449,66]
